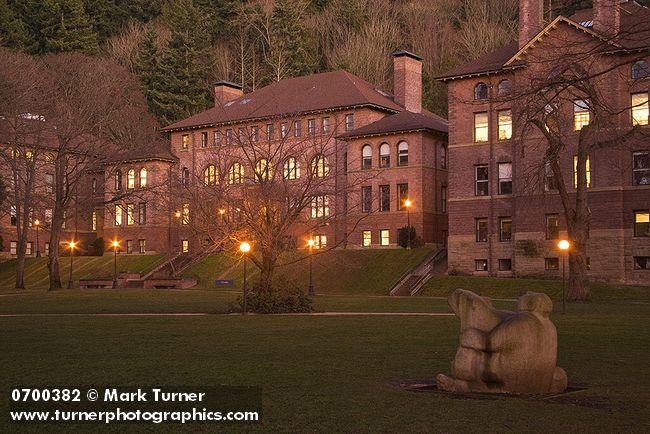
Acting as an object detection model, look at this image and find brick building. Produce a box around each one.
[438,0,650,284]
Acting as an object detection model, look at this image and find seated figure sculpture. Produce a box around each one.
[437,289,567,394]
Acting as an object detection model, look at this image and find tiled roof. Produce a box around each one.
[437,1,650,81]
[106,141,177,164]
[338,110,448,139]
[162,70,403,132]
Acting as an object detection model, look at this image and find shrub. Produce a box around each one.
[398,226,419,248]
[237,276,314,314]
[92,238,105,256]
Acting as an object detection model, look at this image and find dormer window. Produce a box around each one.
[632,60,649,80]
[474,83,488,100]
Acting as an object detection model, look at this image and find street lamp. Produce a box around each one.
[404,198,412,250]
[219,208,225,224]
[174,211,181,252]
[112,240,119,288]
[67,241,76,289]
[34,219,40,257]
[239,241,251,315]
[307,238,315,296]
[558,239,570,315]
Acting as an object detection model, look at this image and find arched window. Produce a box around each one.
[497,79,512,96]
[397,141,409,166]
[311,154,329,177]
[361,145,372,169]
[181,167,189,187]
[474,82,488,100]
[228,162,243,184]
[632,60,649,79]
[284,157,300,180]
[127,168,136,189]
[203,164,218,185]
[379,143,390,168]
[114,170,122,191]
[139,168,147,187]
[255,159,272,182]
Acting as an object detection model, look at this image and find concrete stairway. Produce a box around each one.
[390,249,447,296]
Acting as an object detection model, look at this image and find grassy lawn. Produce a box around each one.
[1,302,649,432]
[0,255,164,291]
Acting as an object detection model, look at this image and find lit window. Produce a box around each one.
[139,168,147,187]
[255,159,272,182]
[138,203,146,225]
[499,217,512,241]
[45,242,50,256]
[182,203,190,225]
[314,235,327,249]
[284,157,300,180]
[204,164,218,185]
[475,259,488,271]
[573,155,591,188]
[228,163,243,184]
[380,230,390,246]
[139,239,146,254]
[114,171,122,190]
[379,185,390,212]
[92,178,97,193]
[474,82,488,100]
[307,119,316,135]
[115,205,123,226]
[311,196,330,218]
[498,162,512,194]
[345,114,354,131]
[182,240,189,253]
[380,143,390,167]
[125,240,133,254]
[634,256,650,270]
[498,259,512,271]
[476,218,488,242]
[362,230,371,247]
[497,80,511,96]
[545,258,560,270]
[10,205,16,226]
[631,92,649,126]
[546,214,560,240]
[574,99,590,130]
[26,242,32,256]
[127,169,135,189]
[634,210,649,237]
[633,151,650,185]
[294,120,302,137]
[397,141,408,166]
[92,210,97,231]
[632,60,649,79]
[322,117,331,133]
[498,110,512,140]
[226,129,233,145]
[361,186,372,213]
[474,112,488,142]
[475,165,489,196]
[10,241,17,255]
[181,134,189,150]
[397,183,408,210]
[311,154,329,177]
[362,145,372,169]
[127,204,135,226]
[201,131,208,147]
[441,186,447,213]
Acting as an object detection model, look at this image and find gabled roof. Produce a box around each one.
[162,70,403,132]
[338,110,448,140]
[106,141,177,164]
[437,1,650,82]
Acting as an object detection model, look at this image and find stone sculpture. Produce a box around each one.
[437,288,567,394]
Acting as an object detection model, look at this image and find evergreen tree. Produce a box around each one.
[194,0,237,43]
[0,0,30,49]
[270,0,314,79]
[41,0,99,54]
[150,0,213,125]
[134,26,163,117]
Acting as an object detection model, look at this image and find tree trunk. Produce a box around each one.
[48,245,62,291]
[567,234,590,301]
[15,246,26,289]
[257,250,277,292]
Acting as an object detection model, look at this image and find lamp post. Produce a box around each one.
[174,211,181,252]
[112,240,119,289]
[558,239,570,315]
[67,241,76,289]
[307,238,315,296]
[219,208,225,224]
[404,198,412,250]
[239,241,251,315]
[34,219,40,257]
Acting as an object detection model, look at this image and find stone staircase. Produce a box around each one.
[390,249,447,296]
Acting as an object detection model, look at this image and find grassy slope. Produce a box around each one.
[0,255,164,290]
[182,248,434,294]
[1,304,649,433]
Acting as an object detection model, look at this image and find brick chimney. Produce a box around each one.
[593,0,620,36]
[518,0,544,49]
[392,50,422,114]
[214,80,242,107]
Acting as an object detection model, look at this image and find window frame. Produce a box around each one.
[497,109,512,141]
[474,82,488,100]
[498,162,512,195]
[379,185,390,212]
[573,99,590,131]
[345,114,354,131]
[380,229,390,246]
[361,186,372,213]
[475,165,489,196]
[397,141,408,166]
[475,218,488,242]
[475,259,488,271]
[361,145,372,170]
[573,155,591,188]
[546,214,560,240]
[397,183,409,210]
[499,217,512,242]
[631,60,649,80]
[362,230,372,247]
[633,151,650,185]
[634,209,649,237]
[631,92,649,126]
[474,112,489,143]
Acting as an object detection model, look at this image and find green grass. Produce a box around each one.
[1,301,649,432]
[0,255,164,290]
[183,248,434,294]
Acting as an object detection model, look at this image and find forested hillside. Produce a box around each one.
[1,0,646,125]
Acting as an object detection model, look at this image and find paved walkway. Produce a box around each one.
[0,312,454,318]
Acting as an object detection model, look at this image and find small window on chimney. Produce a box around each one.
[474,83,488,100]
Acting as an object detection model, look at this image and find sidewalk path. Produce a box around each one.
[0,312,454,318]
